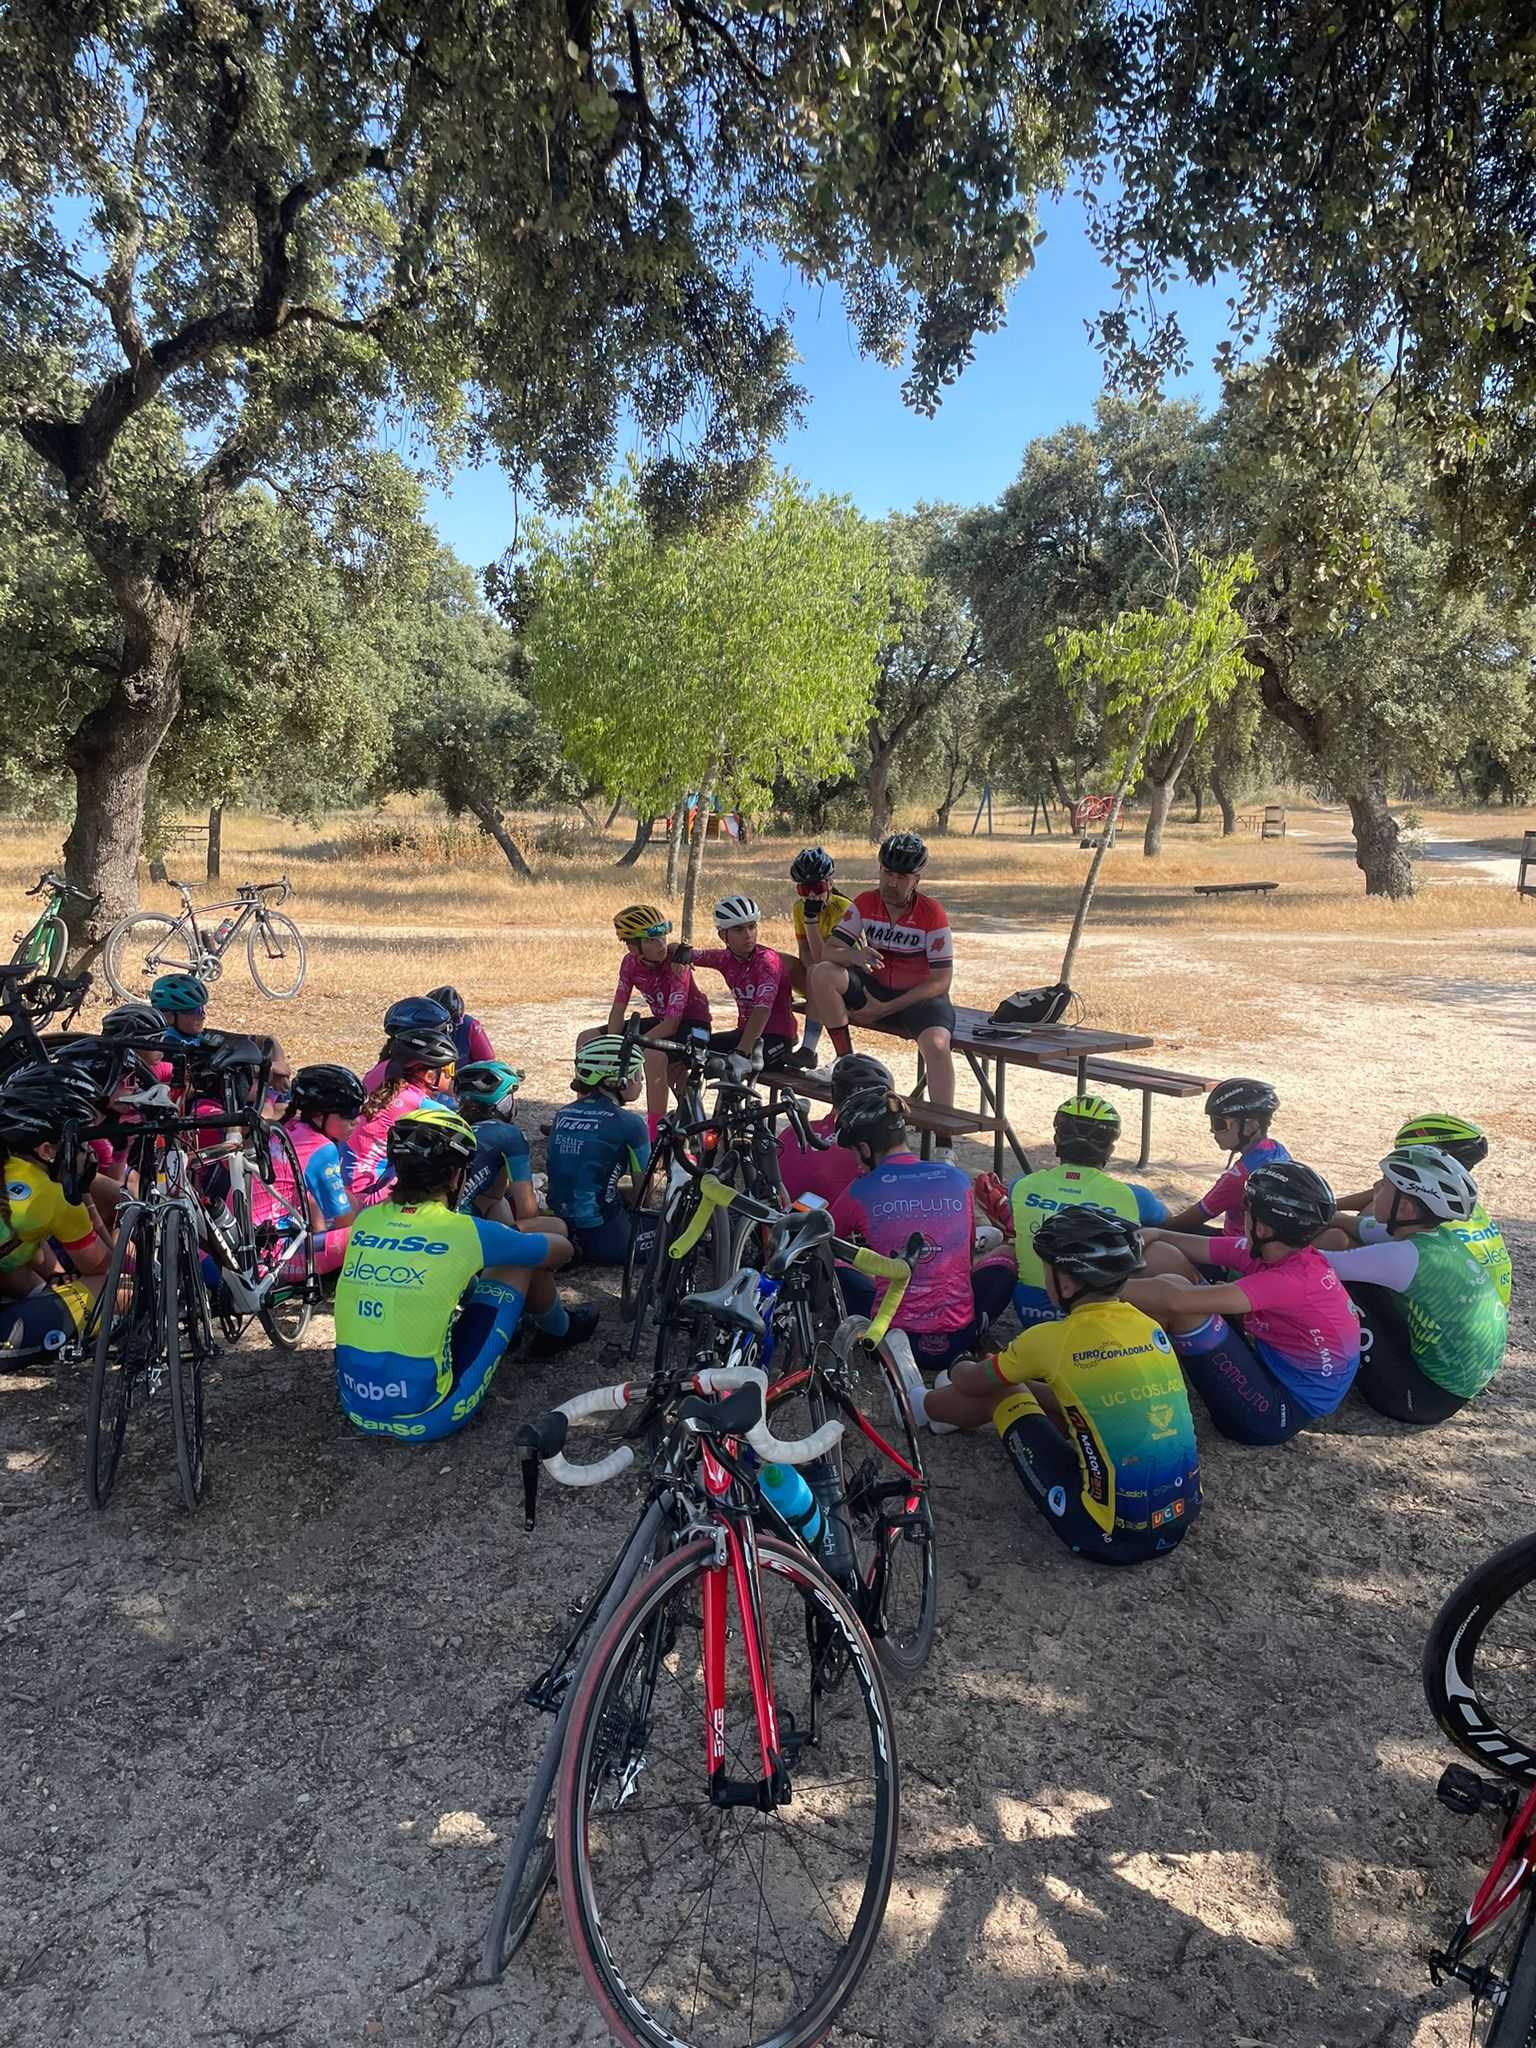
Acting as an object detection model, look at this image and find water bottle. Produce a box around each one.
[805,1453,858,1587]
[213,916,235,947]
[757,1463,823,1548]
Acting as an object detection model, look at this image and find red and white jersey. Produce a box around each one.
[835,890,953,991]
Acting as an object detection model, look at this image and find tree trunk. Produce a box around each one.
[934,796,955,835]
[1060,695,1169,987]
[604,793,624,830]
[207,803,223,881]
[1346,778,1415,897]
[614,813,655,868]
[1192,778,1203,825]
[1141,723,1198,858]
[865,745,896,843]
[679,769,715,941]
[665,790,687,893]
[467,796,535,878]
[1210,766,1237,836]
[1047,755,1077,811]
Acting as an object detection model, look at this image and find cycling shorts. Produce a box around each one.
[340,1276,525,1443]
[706,1029,795,1067]
[841,972,956,1039]
[999,1392,1193,1567]
[839,1259,1014,1374]
[0,1279,93,1365]
[571,1210,656,1268]
[1346,1282,1469,1426]
[1173,1314,1309,1446]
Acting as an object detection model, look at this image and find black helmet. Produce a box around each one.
[290,1063,366,1121]
[0,1065,95,1151]
[385,1026,458,1070]
[1032,1204,1144,1286]
[834,1084,908,1154]
[877,831,928,874]
[100,1002,168,1047]
[383,995,451,1036]
[1207,1077,1279,1123]
[790,846,835,885]
[385,1107,477,1176]
[830,1051,895,1103]
[1243,1161,1335,1245]
[48,1037,119,1094]
[426,984,465,1024]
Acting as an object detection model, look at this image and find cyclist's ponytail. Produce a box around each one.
[361,1064,407,1121]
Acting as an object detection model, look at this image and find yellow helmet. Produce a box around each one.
[614,904,671,941]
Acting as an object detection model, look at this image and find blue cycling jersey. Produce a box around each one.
[459,1121,532,1212]
[547,1095,651,1233]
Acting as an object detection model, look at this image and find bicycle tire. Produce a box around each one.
[254,1120,315,1351]
[24,917,67,977]
[1425,1533,1536,1781]
[620,1145,669,1329]
[102,912,197,1001]
[246,911,306,999]
[85,1209,156,1509]
[1486,1894,1536,2046]
[556,1531,899,2048]
[163,1207,211,1509]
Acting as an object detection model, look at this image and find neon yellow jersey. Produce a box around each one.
[1010,1164,1142,1292]
[1448,1204,1513,1311]
[791,892,852,946]
[1,1156,96,1272]
[991,1298,1199,1536]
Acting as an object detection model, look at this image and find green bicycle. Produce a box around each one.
[9,870,99,977]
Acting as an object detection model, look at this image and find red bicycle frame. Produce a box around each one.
[699,1439,787,1801]
[1459,1784,1536,1949]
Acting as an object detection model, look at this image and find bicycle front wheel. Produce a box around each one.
[1425,1533,1536,1781]
[163,1207,213,1509]
[556,1532,899,2048]
[247,911,306,999]
[103,913,197,1001]
[1485,1893,1536,2046]
[832,1320,938,1678]
[85,1209,157,1509]
[17,916,68,976]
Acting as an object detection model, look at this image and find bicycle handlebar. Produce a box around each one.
[237,877,292,905]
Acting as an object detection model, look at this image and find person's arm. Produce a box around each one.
[1332,1188,1372,1214]
[1321,1239,1419,1289]
[465,1018,495,1063]
[823,903,878,972]
[607,954,635,1033]
[736,1004,772,1056]
[621,1116,653,1197]
[475,1217,574,1275]
[858,960,953,1020]
[1141,1225,1227,1259]
[1123,1271,1254,1322]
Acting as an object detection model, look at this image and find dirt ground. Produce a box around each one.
[3,811,1535,2047]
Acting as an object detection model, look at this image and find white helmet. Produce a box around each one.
[1380,1144,1479,1221]
[714,895,761,931]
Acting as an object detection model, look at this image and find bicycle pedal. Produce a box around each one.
[1436,1764,1520,1817]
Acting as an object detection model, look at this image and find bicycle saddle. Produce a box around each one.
[679,1271,767,1338]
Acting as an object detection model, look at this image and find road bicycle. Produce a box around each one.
[9,869,98,977]
[1422,1532,1536,2040]
[0,961,93,1081]
[482,1356,898,2048]
[101,875,307,1002]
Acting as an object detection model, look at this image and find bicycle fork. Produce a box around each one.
[700,1442,795,1812]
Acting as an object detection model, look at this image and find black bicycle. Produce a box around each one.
[102,875,306,1002]
[0,961,93,1081]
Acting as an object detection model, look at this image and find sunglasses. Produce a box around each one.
[795,882,830,899]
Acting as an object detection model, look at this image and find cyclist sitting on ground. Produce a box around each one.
[778,1052,894,1208]
[809,831,957,1117]
[1161,1077,1289,1236]
[995,1095,1169,1328]
[361,996,455,1093]
[275,1064,371,1278]
[546,1036,654,1265]
[427,985,496,1068]
[829,1085,1014,1375]
[332,1108,587,1441]
[1320,1145,1508,1425]
[1124,1161,1359,1444]
[0,1065,114,1363]
[922,1206,1201,1566]
[452,1061,570,1247]
[687,896,798,1069]
[603,904,713,1133]
[781,846,852,1072]
[1326,1113,1512,1309]
[343,1025,459,1204]
[150,971,212,1050]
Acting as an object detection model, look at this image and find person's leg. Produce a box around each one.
[916,1023,954,1111]
[1170,1314,1309,1444]
[994,1389,1162,1564]
[809,960,856,1056]
[1348,1282,1469,1425]
[642,1047,669,1125]
[1137,1240,1206,1281]
[788,956,824,1056]
[968,1253,1017,1344]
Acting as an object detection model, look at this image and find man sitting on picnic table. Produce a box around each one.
[808,831,958,1133]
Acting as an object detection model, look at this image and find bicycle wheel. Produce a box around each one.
[103,913,197,1000]
[19,916,68,976]
[1486,1893,1536,2046]
[627,1177,728,1369]
[556,1532,899,2048]
[620,1145,670,1329]
[247,912,306,999]
[253,1121,315,1351]
[1425,1533,1536,1780]
[163,1206,212,1509]
[85,1209,157,1509]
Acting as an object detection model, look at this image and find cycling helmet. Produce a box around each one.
[383,995,451,1035]
[834,1084,908,1154]
[0,1065,95,1150]
[877,832,928,874]
[1380,1144,1479,1222]
[713,895,761,931]
[149,971,208,1014]
[574,1035,644,1087]
[289,1064,366,1121]
[385,1106,477,1176]
[384,1026,458,1070]
[614,904,671,940]
[1207,1077,1279,1123]
[47,1037,119,1099]
[1394,1113,1488,1169]
[453,1060,523,1109]
[830,1051,895,1102]
[1054,1094,1122,1135]
[426,985,465,1024]
[1032,1204,1144,1286]
[100,1002,171,1047]
[790,847,835,886]
[1243,1161,1336,1245]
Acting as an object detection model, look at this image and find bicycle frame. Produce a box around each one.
[699,1438,791,1802]
[1433,1783,1536,1989]
[148,878,291,971]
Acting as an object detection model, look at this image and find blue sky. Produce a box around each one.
[424,190,1235,570]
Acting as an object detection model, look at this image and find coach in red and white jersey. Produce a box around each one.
[809,831,958,1115]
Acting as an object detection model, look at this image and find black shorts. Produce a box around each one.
[842,972,956,1040]
[1346,1282,1469,1425]
[707,1029,796,1066]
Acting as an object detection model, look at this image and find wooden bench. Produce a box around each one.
[765,1066,1000,1158]
[1192,881,1279,897]
[1026,1054,1210,1168]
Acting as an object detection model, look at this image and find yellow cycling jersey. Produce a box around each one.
[791,892,852,946]
[1,1155,96,1272]
[990,1296,1198,1536]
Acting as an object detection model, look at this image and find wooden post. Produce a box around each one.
[207,804,223,881]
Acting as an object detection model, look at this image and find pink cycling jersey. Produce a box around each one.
[343,1082,430,1195]
[612,952,711,1029]
[831,1152,976,1334]
[691,945,797,1042]
[1200,1137,1292,1233]
[778,1113,862,1208]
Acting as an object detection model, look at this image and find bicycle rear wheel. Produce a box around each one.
[254,1121,315,1350]
[556,1532,898,2048]
[102,913,197,1001]
[1486,1893,1536,2045]
[163,1207,213,1509]
[247,912,306,999]
[85,1209,157,1509]
[1425,1534,1536,1781]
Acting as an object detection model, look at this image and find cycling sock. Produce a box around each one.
[646,1111,663,1141]
[830,1026,854,1057]
[801,1019,823,1052]
[530,1299,569,1338]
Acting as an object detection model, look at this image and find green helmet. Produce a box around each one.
[1394,1112,1488,1169]
[1054,1094,1121,1135]
[385,1106,477,1176]
[574,1035,643,1088]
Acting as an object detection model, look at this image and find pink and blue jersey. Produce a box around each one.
[691,945,797,1042]
[1209,1234,1360,1415]
[779,1114,862,1209]
[1199,1136,1291,1233]
[612,953,711,1030]
[342,1083,431,1200]
[830,1152,975,1335]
